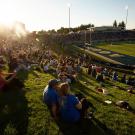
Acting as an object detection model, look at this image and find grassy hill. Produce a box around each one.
[0,41,135,135]
[0,68,135,135]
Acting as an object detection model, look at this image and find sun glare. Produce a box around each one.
[0,1,17,27]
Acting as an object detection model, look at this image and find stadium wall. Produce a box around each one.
[57,30,135,44]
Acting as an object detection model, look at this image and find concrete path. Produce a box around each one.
[78,46,124,65]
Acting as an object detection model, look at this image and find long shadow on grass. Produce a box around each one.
[18,69,40,82]
[0,70,30,135]
[72,81,105,104]
[56,117,115,135]
[0,90,28,135]
[92,117,115,135]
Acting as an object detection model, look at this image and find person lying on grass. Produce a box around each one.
[115,101,135,113]
[43,79,60,120]
[0,66,24,92]
[58,83,90,123]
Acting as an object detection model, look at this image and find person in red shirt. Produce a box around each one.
[0,67,17,92]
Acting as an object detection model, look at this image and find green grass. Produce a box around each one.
[0,68,135,135]
[1,44,134,135]
[97,42,135,57]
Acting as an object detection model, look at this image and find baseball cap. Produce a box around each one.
[48,79,60,87]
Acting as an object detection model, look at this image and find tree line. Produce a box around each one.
[37,21,126,35]
[113,20,126,30]
[47,23,95,34]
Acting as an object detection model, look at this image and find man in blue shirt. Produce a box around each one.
[43,79,59,119]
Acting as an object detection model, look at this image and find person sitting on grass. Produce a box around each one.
[112,71,118,81]
[43,62,50,73]
[121,73,126,83]
[88,64,92,75]
[0,56,6,67]
[116,100,134,113]
[43,79,60,120]
[96,73,104,83]
[0,66,24,92]
[59,83,82,123]
[59,83,91,123]
[58,73,71,84]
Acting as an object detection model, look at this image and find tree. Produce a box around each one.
[113,20,117,28]
[57,23,95,34]
[47,29,56,34]
[118,21,126,30]
[57,27,69,34]
[76,24,94,31]
[121,21,126,30]
[91,24,95,27]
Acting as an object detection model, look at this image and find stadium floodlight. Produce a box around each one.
[67,3,71,33]
[67,3,71,8]
[125,5,129,29]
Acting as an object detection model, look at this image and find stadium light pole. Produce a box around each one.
[87,27,95,46]
[67,3,71,33]
[125,6,128,30]
[84,30,86,44]
[84,30,87,50]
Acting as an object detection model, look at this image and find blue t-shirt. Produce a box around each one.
[43,85,59,106]
[59,94,80,123]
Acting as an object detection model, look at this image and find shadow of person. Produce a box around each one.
[55,101,115,135]
[92,117,115,135]
[56,118,107,135]
[0,89,28,135]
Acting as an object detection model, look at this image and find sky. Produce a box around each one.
[0,0,134,31]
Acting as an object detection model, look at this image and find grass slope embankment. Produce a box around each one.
[0,69,135,135]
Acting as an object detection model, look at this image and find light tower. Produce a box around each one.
[67,3,71,33]
[87,27,95,46]
[125,6,128,30]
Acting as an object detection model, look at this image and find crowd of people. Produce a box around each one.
[39,49,135,87]
[0,38,40,92]
[87,64,135,86]
[0,37,135,123]
[41,52,135,122]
